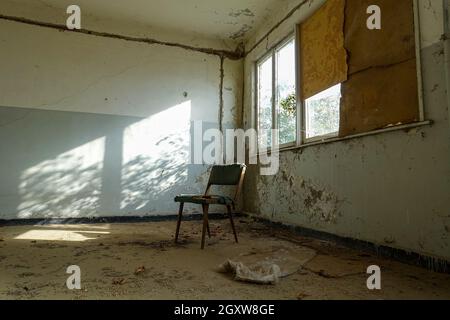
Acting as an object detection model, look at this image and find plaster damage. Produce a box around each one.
[256,167,342,225]
[243,0,450,264]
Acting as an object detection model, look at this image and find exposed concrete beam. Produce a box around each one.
[0,14,244,60]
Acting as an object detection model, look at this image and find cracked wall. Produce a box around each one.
[243,0,450,261]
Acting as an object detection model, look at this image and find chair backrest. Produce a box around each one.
[205,164,246,201]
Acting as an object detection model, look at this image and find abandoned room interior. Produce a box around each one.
[0,0,450,302]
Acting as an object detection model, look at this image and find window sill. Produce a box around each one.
[280,120,433,153]
[249,120,433,159]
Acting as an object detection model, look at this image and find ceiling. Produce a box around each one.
[32,0,287,42]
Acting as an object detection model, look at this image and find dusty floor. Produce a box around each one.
[0,218,450,300]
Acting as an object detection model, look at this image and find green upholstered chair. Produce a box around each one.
[174,164,246,249]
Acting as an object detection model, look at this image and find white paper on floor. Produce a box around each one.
[218,243,317,285]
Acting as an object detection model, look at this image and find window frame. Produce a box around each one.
[255,31,341,149]
[254,0,425,152]
[302,84,342,144]
[255,33,297,151]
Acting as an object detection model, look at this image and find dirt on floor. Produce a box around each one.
[0,218,449,300]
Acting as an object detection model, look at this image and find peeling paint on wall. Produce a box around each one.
[300,179,341,223]
[253,162,343,225]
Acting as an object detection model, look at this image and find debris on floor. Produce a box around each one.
[112,278,126,285]
[218,244,317,285]
[134,266,146,275]
[1,220,450,299]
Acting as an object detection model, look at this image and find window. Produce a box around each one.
[304,84,341,140]
[256,35,339,148]
[256,0,423,150]
[257,37,296,149]
[257,55,273,149]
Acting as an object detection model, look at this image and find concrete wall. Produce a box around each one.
[0,1,243,219]
[243,0,450,261]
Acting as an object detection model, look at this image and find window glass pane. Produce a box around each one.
[276,39,296,145]
[258,56,273,148]
[305,83,341,139]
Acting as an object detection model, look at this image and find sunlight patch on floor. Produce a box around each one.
[34,224,111,230]
[14,229,110,242]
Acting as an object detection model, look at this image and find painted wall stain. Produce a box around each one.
[229,9,255,18]
[230,24,253,40]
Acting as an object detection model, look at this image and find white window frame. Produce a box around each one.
[255,0,425,152]
[255,34,297,150]
[301,84,341,144]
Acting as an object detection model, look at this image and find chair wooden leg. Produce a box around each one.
[201,204,209,250]
[201,204,211,239]
[202,204,211,238]
[207,218,211,239]
[227,205,238,243]
[174,202,184,244]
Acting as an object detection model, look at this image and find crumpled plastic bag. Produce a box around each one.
[218,246,316,285]
[220,260,282,284]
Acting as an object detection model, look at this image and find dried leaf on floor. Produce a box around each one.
[134,266,146,275]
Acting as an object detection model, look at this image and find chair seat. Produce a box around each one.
[174,194,234,206]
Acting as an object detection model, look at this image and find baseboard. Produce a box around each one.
[0,213,244,227]
[247,214,450,275]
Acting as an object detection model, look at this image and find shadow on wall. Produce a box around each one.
[0,101,215,219]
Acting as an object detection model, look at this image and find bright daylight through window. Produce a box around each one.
[257,37,296,149]
[304,83,341,140]
[257,36,341,148]
[257,55,273,149]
